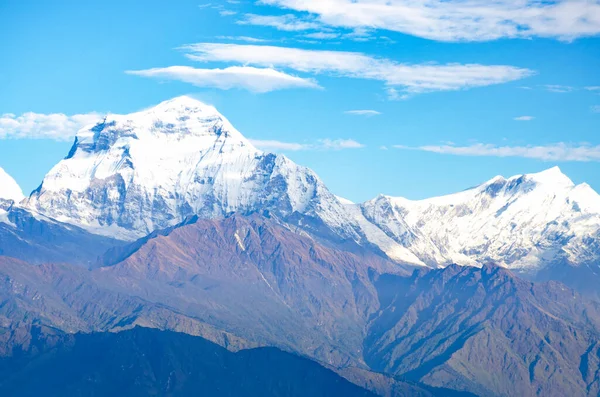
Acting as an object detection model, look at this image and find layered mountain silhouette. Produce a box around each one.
[0,327,375,397]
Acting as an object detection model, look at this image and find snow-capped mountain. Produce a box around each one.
[0,166,24,225]
[23,96,600,273]
[26,96,352,240]
[359,167,600,271]
[0,167,24,203]
[25,95,422,268]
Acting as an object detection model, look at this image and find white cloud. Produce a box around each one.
[586,86,600,91]
[320,138,365,149]
[259,0,600,42]
[239,14,321,31]
[544,84,575,93]
[250,138,365,151]
[303,32,340,39]
[592,105,600,113]
[220,10,237,16]
[344,109,381,116]
[0,112,103,141]
[126,65,320,93]
[182,43,534,96]
[215,36,271,43]
[395,142,600,162]
[514,115,535,121]
[249,139,309,151]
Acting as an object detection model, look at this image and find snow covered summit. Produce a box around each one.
[25,96,365,242]
[0,167,24,203]
[359,166,600,270]
[21,96,600,272]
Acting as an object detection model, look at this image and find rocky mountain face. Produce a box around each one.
[0,206,124,266]
[4,248,600,396]
[0,166,124,266]
[0,214,410,368]
[365,264,600,397]
[0,326,375,397]
[358,167,600,277]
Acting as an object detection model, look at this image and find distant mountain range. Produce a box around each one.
[1,96,600,396]
[4,96,598,276]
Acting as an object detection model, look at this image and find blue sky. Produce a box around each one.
[1,0,599,202]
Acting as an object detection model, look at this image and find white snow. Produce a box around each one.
[234,230,246,251]
[21,96,600,272]
[361,166,600,270]
[25,96,364,244]
[0,167,24,203]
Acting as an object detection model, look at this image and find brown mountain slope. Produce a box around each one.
[92,214,408,367]
[365,264,600,397]
[0,214,411,368]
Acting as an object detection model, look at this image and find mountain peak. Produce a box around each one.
[70,96,252,158]
[25,98,359,242]
[144,95,220,115]
[525,166,573,187]
[0,166,24,203]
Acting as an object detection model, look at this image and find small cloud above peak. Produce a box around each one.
[126,66,321,93]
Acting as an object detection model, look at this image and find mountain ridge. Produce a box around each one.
[4,96,600,282]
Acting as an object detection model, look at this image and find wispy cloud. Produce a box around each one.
[250,138,365,151]
[395,142,600,162]
[544,84,575,93]
[249,139,309,151]
[586,86,600,91]
[219,10,237,16]
[514,116,535,121]
[344,110,381,116]
[303,32,340,40]
[0,112,103,141]
[182,43,534,97]
[126,65,320,93]
[259,0,600,42]
[592,105,600,113]
[215,36,271,43]
[320,138,365,149]
[239,14,321,31]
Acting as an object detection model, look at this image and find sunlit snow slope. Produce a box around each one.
[0,167,24,203]
[360,167,600,270]
[25,96,422,266]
